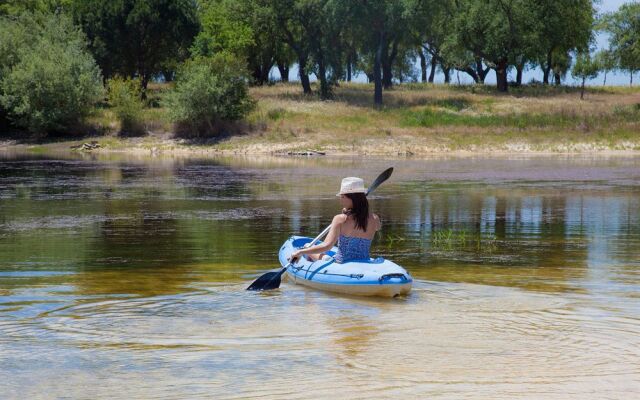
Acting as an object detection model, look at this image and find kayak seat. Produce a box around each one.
[292,237,313,248]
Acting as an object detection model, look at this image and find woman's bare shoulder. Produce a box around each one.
[333,214,348,224]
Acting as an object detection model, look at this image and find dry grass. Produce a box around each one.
[236,82,640,154]
[14,81,639,156]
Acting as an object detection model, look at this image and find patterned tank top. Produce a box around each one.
[334,234,372,263]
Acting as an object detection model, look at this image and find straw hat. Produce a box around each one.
[336,177,367,196]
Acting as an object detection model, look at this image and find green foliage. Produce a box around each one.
[0,0,70,16]
[572,51,600,99]
[595,49,616,72]
[164,54,255,134]
[192,0,291,86]
[534,0,594,83]
[572,52,600,81]
[602,2,640,83]
[0,12,104,134]
[191,0,254,58]
[71,0,199,89]
[107,77,145,135]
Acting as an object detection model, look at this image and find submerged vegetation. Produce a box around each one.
[381,228,498,253]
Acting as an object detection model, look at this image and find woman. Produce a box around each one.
[289,177,381,264]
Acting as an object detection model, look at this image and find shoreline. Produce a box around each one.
[2,135,640,159]
[2,83,639,159]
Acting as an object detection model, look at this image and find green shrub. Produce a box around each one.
[107,77,145,135]
[0,12,104,134]
[164,54,255,135]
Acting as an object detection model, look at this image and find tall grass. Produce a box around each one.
[401,104,640,129]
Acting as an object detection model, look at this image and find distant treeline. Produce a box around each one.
[0,0,639,133]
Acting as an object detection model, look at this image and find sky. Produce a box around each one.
[272,0,637,87]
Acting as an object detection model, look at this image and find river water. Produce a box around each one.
[0,153,639,399]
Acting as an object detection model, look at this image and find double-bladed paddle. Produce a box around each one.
[247,167,393,291]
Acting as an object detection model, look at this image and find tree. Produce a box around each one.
[407,0,463,84]
[300,0,349,99]
[602,2,640,86]
[164,54,255,135]
[0,12,104,133]
[551,50,572,86]
[352,0,408,104]
[594,49,616,86]
[266,0,313,94]
[448,0,539,92]
[534,0,594,85]
[572,51,599,99]
[264,0,350,99]
[72,0,199,93]
[192,0,285,86]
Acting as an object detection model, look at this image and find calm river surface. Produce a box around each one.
[0,152,639,399]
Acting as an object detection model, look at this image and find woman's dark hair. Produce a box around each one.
[345,193,369,231]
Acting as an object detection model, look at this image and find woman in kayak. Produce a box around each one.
[289,177,381,264]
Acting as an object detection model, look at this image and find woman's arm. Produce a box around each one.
[290,214,345,261]
[373,213,382,231]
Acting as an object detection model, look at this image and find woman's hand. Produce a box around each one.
[288,250,302,264]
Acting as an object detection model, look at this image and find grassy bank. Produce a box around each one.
[2,82,640,156]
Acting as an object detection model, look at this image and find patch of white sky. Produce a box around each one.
[271,0,636,87]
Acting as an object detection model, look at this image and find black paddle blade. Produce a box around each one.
[366,167,393,196]
[246,270,283,291]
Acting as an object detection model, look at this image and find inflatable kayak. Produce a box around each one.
[279,236,412,297]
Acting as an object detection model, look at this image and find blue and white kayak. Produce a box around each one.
[279,236,412,297]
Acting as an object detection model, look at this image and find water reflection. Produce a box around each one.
[0,153,639,399]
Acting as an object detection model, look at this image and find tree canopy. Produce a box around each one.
[602,2,640,86]
[2,0,636,108]
[71,0,200,91]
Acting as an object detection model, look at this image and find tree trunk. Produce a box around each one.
[515,63,523,86]
[603,71,607,86]
[346,54,352,82]
[252,59,273,85]
[554,72,561,86]
[543,50,552,85]
[580,78,586,100]
[495,60,508,92]
[428,56,437,83]
[543,67,551,85]
[252,67,265,85]
[631,71,634,86]
[162,70,174,82]
[317,56,331,100]
[476,59,488,84]
[141,73,149,100]
[298,56,312,94]
[277,62,289,82]
[382,62,392,89]
[382,39,398,89]
[419,50,427,82]
[443,66,451,84]
[374,31,384,105]
[460,67,479,83]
